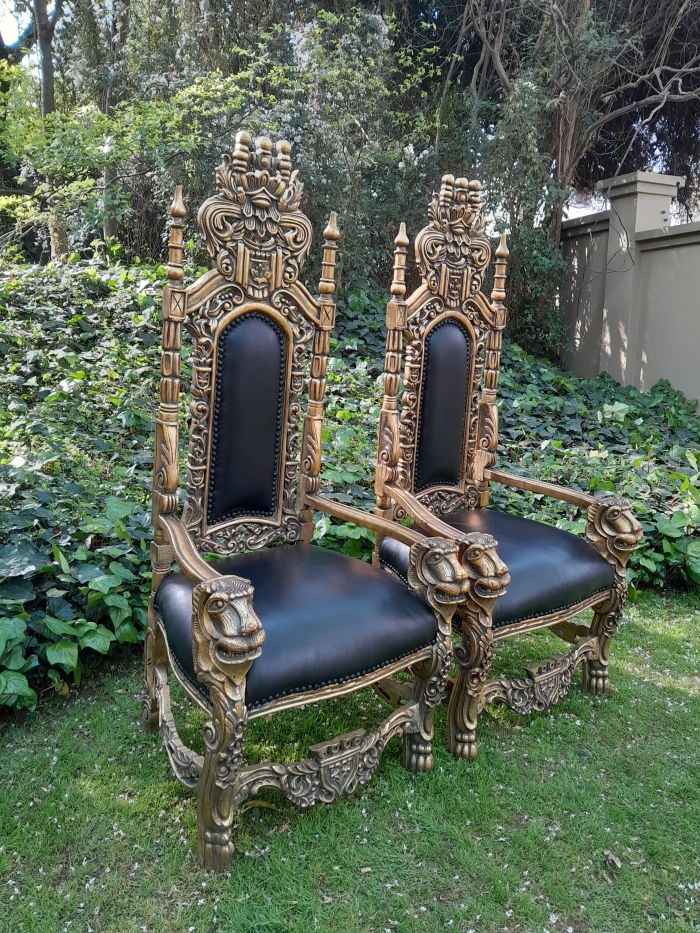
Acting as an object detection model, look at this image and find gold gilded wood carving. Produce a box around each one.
[176,131,338,553]
[373,175,642,764]
[377,174,509,513]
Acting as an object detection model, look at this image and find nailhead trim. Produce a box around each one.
[414,318,472,493]
[380,557,613,629]
[165,634,437,710]
[207,312,286,524]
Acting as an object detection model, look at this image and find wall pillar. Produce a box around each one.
[597,171,685,383]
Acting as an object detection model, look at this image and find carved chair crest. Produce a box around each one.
[387,175,509,515]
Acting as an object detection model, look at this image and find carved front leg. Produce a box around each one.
[191,574,265,872]
[142,597,166,733]
[404,537,477,772]
[582,498,642,696]
[445,534,510,760]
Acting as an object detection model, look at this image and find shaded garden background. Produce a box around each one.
[0,2,699,710]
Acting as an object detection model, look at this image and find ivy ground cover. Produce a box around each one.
[0,260,698,711]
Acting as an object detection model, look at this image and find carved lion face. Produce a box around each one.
[460,533,510,603]
[408,539,471,608]
[591,498,643,556]
[192,576,265,682]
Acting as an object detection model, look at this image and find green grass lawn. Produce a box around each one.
[1,589,699,933]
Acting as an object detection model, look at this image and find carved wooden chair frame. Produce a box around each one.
[373,175,643,760]
[142,135,500,871]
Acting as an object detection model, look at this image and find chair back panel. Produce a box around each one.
[207,309,289,526]
[413,317,474,492]
[390,175,509,514]
[152,132,338,556]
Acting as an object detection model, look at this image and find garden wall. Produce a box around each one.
[560,171,700,404]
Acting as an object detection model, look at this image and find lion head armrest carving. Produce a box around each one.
[585,497,643,580]
[407,533,510,631]
[192,575,265,693]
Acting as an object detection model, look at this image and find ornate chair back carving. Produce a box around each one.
[376,175,508,518]
[152,132,338,561]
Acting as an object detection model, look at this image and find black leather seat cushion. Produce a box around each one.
[379,509,614,629]
[155,545,437,708]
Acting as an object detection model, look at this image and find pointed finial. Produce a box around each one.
[391,222,409,298]
[319,211,340,299]
[491,232,508,305]
[170,185,186,219]
[165,185,186,281]
[323,211,340,242]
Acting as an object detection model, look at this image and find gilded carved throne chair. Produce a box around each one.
[143,134,492,871]
[373,175,643,761]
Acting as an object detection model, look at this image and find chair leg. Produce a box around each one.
[197,694,248,872]
[403,639,450,774]
[582,601,622,697]
[142,600,165,733]
[447,623,493,760]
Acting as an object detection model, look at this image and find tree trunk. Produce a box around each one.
[33,0,67,261]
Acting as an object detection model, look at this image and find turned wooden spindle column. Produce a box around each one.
[474,232,509,506]
[299,212,340,543]
[151,186,187,578]
[376,224,409,511]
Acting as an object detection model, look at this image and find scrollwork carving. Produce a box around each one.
[198,133,312,299]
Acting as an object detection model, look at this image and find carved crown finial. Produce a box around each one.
[197,133,313,299]
[415,173,491,307]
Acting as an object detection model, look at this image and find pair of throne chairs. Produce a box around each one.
[143,133,642,871]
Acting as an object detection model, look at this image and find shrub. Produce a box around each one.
[1,261,698,711]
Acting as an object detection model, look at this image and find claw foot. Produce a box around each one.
[449,730,477,761]
[199,829,235,873]
[582,661,609,697]
[403,735,433,773]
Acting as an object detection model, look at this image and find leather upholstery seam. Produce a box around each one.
[379,556,612,628]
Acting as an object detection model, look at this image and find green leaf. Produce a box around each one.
[0,616,27,657]
[88,574,121,594]
[0,543,47,578]
[0,671,37,709]
[0,578,35,603]
[75,562,105,584]
[46,639,78,670]
[104,496,135,523]
[43,616,79,638]
[52,543,71,574]
[79,626,114,654]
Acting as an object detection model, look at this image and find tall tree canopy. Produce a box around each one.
[1,0,698,352]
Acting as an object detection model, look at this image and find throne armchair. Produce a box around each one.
[373,175,642,760]
[142,134,501,871]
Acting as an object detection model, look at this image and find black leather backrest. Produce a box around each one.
[207,312,287,525]
[413,318,473,492]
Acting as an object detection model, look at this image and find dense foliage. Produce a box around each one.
[2,3,698,354]
[1,260,698,713]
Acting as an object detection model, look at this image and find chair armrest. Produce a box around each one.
[484,468,597,509]
[305,493,425,548]
[160,514,220,582]
[385,484,470,539]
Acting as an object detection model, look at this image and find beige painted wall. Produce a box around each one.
[633,224,700,401]
[558,172,699,405]
[560,213,609,379]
